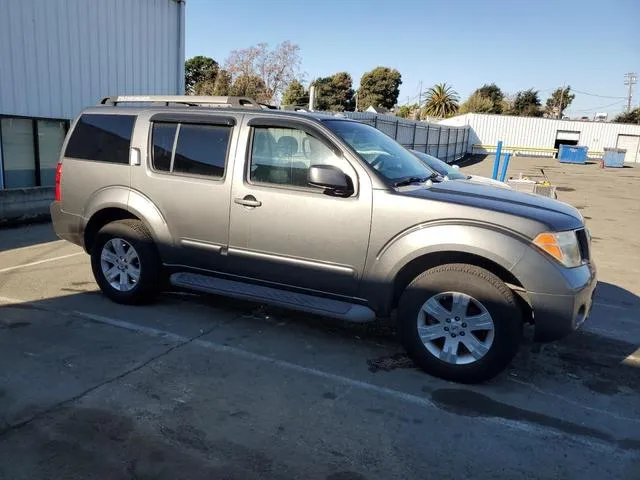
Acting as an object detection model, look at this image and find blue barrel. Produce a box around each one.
[558,145,588,164]
[602,148,626,168]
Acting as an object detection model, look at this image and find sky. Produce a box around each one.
[185,0,640,118]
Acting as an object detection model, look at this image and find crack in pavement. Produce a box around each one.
[0,300,243,438]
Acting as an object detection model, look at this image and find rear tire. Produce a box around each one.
[90,219,162,305]
[397,263,522,383]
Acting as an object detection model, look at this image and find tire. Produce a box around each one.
[397,263,522,383]
[90,219,162,305]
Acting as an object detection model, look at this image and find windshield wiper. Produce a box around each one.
[393,173,439,187]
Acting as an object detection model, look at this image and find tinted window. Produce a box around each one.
[250,127,341,188]
[65,114,135,164]
[173,124,229,178]
[152,123,177,172]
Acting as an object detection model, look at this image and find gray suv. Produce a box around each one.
[51,95,597,383]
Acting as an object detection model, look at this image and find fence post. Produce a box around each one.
[394,119,399,140]
[435,127,441,157]
[412,122,417,150]
[374,115,378,129]
[453,129,459,160]
[425,126,430,153]
[445,128,451,162]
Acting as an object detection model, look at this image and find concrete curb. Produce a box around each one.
[0,187,54,227]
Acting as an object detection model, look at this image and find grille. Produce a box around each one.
[576,228,590,262]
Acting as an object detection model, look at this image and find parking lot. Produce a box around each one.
[0,157,639,479]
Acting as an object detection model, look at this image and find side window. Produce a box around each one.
[173,124,229,178]
[249,127,341,188]
[150,122,230,179]
[65,114,135,164]
[151,123,177,172]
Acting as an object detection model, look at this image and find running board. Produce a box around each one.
[170,272,376,323]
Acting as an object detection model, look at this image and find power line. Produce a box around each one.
[566,99,626,114]
[572,89,626,99]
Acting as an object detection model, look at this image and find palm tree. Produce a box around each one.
[423,83,459,118]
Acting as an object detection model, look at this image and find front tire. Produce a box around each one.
[90,219,162,305]
[397,263,522,383]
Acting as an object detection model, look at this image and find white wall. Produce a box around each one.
[440,113,640,160]
[0,0,184,120]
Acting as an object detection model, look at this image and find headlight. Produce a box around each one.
[533,231,582,268]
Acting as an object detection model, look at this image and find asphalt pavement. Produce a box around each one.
[1,157,639,479]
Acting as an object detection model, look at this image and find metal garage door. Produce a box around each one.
[616,134,640,163]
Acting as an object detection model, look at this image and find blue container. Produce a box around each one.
[558,145,588,164]
[602,148,626,168]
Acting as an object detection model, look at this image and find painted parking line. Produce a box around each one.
[0,252,84,274]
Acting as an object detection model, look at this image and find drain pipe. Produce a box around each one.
[176,0,186,94]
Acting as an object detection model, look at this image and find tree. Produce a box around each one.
[614,107,640,124]
[357,67,402,111]
[545,86,575,118]
[282,80,309,106]
[422,83,459,118]
[396,103,419,119]
[224,41,302,103]
[313,72,355,112]
[212,69,232,96]
[231,75,270,103]
[472,83,504,113]
[459,92,494,114]
[511,89,542,117]
[185,56,218,94]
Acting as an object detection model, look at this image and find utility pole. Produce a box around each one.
[418,81,423,106]
[558,85,565,119]
[624,72,637,113]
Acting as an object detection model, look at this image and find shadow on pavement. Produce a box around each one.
[0,222,58,253]
[596,281,640,309]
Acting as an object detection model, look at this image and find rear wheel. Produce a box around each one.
[90,219,162,305]
[397,263,522,383]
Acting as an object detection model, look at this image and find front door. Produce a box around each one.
[227,120,372,297]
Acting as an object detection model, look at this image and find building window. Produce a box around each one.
[38,120,67,186]
[1,118,36,188]
[0,115,69,189]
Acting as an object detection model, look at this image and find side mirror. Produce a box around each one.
[308,164,352,194]
[452,164,460,170]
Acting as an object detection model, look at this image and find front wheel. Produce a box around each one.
[397,263,523,383]
[90,219,162,305]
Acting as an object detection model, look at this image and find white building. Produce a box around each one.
[440,113,640,163]
[0,0,185,190]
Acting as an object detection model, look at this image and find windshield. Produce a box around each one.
[410,150,467,180]
[324,120,436,182]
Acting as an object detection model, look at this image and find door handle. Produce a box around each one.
[234,195,262,208]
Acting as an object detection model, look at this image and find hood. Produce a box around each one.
[399,180,584,233]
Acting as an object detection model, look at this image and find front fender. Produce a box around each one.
[363,222,529,311]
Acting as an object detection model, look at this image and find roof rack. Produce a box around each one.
[100,95,263,109]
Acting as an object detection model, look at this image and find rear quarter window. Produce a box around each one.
[65,114,136,164]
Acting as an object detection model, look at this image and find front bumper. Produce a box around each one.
[512,246,597,342]
[528,263,597,342]
[50,201,84,248]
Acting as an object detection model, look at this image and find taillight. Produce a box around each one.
[55,163,63,201]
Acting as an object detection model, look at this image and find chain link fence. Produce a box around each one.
[319,112,470,163]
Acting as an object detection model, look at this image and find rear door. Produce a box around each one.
[226,117,373,297]
[130,112,241,269]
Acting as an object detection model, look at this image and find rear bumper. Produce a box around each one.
[528,262,597,342]
[50,201,84,248]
